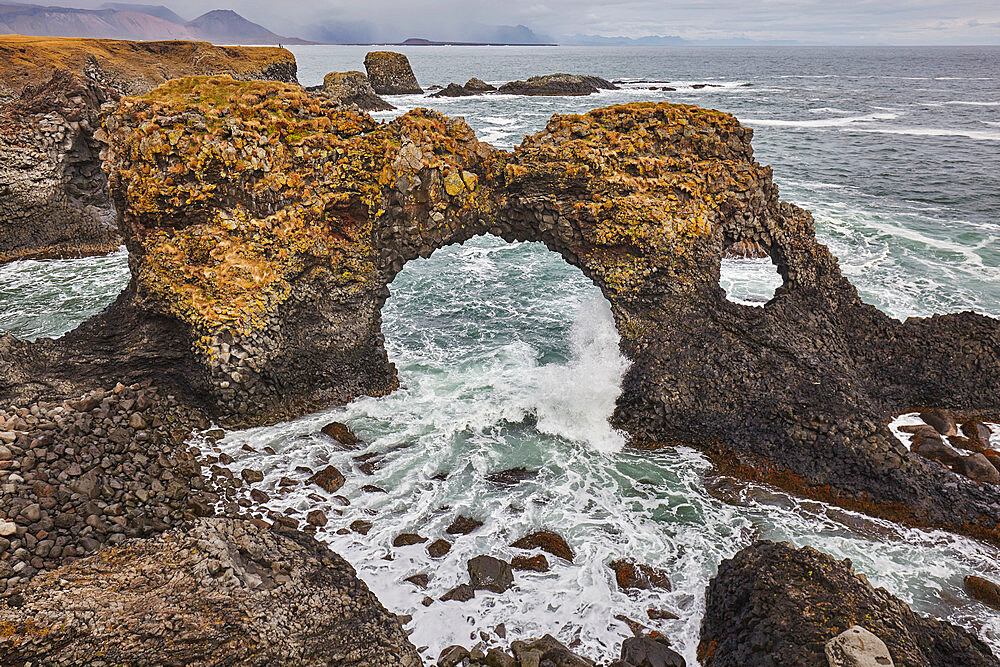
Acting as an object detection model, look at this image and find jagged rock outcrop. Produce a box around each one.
[430,82,478,98]
[3,76,1000,548]
[364,50,422,95]
[322,70,395,111]
[497,73,619,96]
[0,35,298,265]
[0,517,420,665]
[699,541,997,666]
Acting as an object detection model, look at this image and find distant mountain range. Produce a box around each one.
[0,2,309,44]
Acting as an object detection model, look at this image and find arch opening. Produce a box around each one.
[718,255,783,307]
[379,236,629,453]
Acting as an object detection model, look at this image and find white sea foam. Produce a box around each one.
[853,126,1000,142]
[744,112,899,128]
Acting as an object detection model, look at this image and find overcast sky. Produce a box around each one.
[60,0,1000,44]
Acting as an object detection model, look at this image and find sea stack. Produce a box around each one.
[364,51,423,95]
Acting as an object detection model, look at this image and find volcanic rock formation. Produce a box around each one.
[0,517,420,665]
[364,50,422,95]
[497,73,619,96]
[321,70,395,111]
[699,540,997,666]
[0,35,297,265]
[2,76,999,550]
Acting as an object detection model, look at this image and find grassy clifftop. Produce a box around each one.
[0,34,296,97]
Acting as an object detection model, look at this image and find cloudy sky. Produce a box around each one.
[61,0,1000,44]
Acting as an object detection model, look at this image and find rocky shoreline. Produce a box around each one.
[2,46,1000,665]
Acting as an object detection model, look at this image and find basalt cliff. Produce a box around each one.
[0,35,297,265]
[2,75,999,547]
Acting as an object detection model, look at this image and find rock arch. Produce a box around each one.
[2,75,999,544]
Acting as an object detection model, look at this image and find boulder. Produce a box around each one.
[511,635,594,666]
[621,636,686,667]
[965,575,1000,610]
[920,410,957,436]
[465,77,497,92]
[439,645,471,666]
[824,626,894,667]
[321,70,394,111]
[441,583,476,602]
[320,420,363,446]
[910,436,962,465]
[427,538,452,558]
[962,420,993,445]
[511,530,574,562]
[468,555,514,593]
[0,518,420,665]
[609,559,671,592]
[498,73,618,96]
[309,465,345,493]
[430,83,476,98]
[699,541,996,666]
[364,51,422,95]
[393,532,427,547]
[446,514,484,535]
[511,554,549,572]
[952,453,1000,484]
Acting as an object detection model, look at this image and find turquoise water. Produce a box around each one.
[2,46,1000,664]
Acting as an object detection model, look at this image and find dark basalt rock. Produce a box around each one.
[699,540,997,666]
[465,77,497,92]
[446,514,484,535]
[3,78,1000,546]
[321,420,363,447]
[621,636,686,667]
[430,82,477,98]
[487,467,538,486]
[309,464,346,493]
[468,554,514,593]
[427,538,452,557]
[498,73,619,96]
[609,559,672,592]
[0,518,420,665]
[364,51,422,95]
[511,530,574,562]
[321,70,395,111]
[511,554,549,572]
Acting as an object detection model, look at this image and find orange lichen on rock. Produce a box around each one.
[0,34,296,98]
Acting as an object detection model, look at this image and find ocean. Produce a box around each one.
[1,45,998,664]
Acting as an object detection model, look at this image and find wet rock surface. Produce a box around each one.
[0,517,420,665]
[699,540,997,666]
[0,36,298,265]
[3,76,1000,546]
[364,50,422,95]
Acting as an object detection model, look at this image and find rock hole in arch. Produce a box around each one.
[719,255,783,306]
[378,236,629,453]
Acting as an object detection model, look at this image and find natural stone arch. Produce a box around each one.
[2,75,1000,546]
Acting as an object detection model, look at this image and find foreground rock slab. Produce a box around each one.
[699,540,997,666]
[0,517,420,666]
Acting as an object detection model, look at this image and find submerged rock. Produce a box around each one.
[487,467,538,486]
[0,518,420,665]
[965,575,1000,611]
[364,51,422,95]
[699,540,996,666]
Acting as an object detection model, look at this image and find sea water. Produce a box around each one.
[1,46,999,664]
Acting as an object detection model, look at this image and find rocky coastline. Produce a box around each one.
[1,47,1000,666]
[0,35,298,266]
